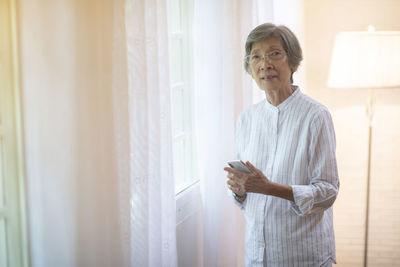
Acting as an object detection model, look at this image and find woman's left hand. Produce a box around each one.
[224,161,271,195]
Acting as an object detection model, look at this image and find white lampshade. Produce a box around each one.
[327,30,400,89]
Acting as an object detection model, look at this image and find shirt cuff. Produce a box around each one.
[228,190,247,210]
[291,185,314,216]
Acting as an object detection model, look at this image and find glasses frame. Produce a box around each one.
[246,50,286,66]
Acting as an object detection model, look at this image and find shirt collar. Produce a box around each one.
[264,86,300,112]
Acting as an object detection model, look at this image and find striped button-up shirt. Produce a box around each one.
[233,88,339,267]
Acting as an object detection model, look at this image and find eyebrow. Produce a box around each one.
[251,46,284,54]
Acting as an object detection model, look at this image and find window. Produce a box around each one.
[167,0,198,194]
[0,1,28,266]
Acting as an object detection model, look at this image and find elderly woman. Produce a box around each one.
[224,23,339,267]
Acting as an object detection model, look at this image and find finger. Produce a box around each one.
[227,175,237,183]
[228,173,246,183]
[227,184,238,193]
[226,174,235,181]
[245,161,257,172]
[231,185,243,195]
[227,179,239,187]
[224,166,243,176]
[246,161,264,176]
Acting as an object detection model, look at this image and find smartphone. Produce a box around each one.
[227,160,251,174]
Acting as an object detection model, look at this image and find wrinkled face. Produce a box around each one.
[248,37,292,92]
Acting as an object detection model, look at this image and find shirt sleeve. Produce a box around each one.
[228,190,247,210]
[291,108,340,216]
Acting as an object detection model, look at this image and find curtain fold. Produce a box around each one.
[112,0,178,266]
[193,1,262,266]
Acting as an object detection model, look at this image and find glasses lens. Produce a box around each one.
[249,51,284,65]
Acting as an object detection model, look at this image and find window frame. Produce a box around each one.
[167,0,198,195]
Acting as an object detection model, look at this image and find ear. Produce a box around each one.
[290,64,298,73]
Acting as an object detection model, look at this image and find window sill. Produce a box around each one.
[176,181,201,225]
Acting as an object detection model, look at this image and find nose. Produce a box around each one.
[260,56,273,70]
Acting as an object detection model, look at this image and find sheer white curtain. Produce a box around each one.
[20,0,177,266]
[112,0,178,266]
[193,1,267,266]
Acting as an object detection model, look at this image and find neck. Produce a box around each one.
[265,85,295,106]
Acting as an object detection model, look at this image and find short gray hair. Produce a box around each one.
[244,23,303,83]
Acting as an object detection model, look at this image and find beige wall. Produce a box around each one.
[19,1,124,266]
[304,0,400,266]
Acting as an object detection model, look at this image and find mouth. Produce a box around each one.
[261,75,278,81]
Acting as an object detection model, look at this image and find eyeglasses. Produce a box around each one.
[247,50,286,65]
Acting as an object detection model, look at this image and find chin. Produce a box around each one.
[260,84,278,92]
